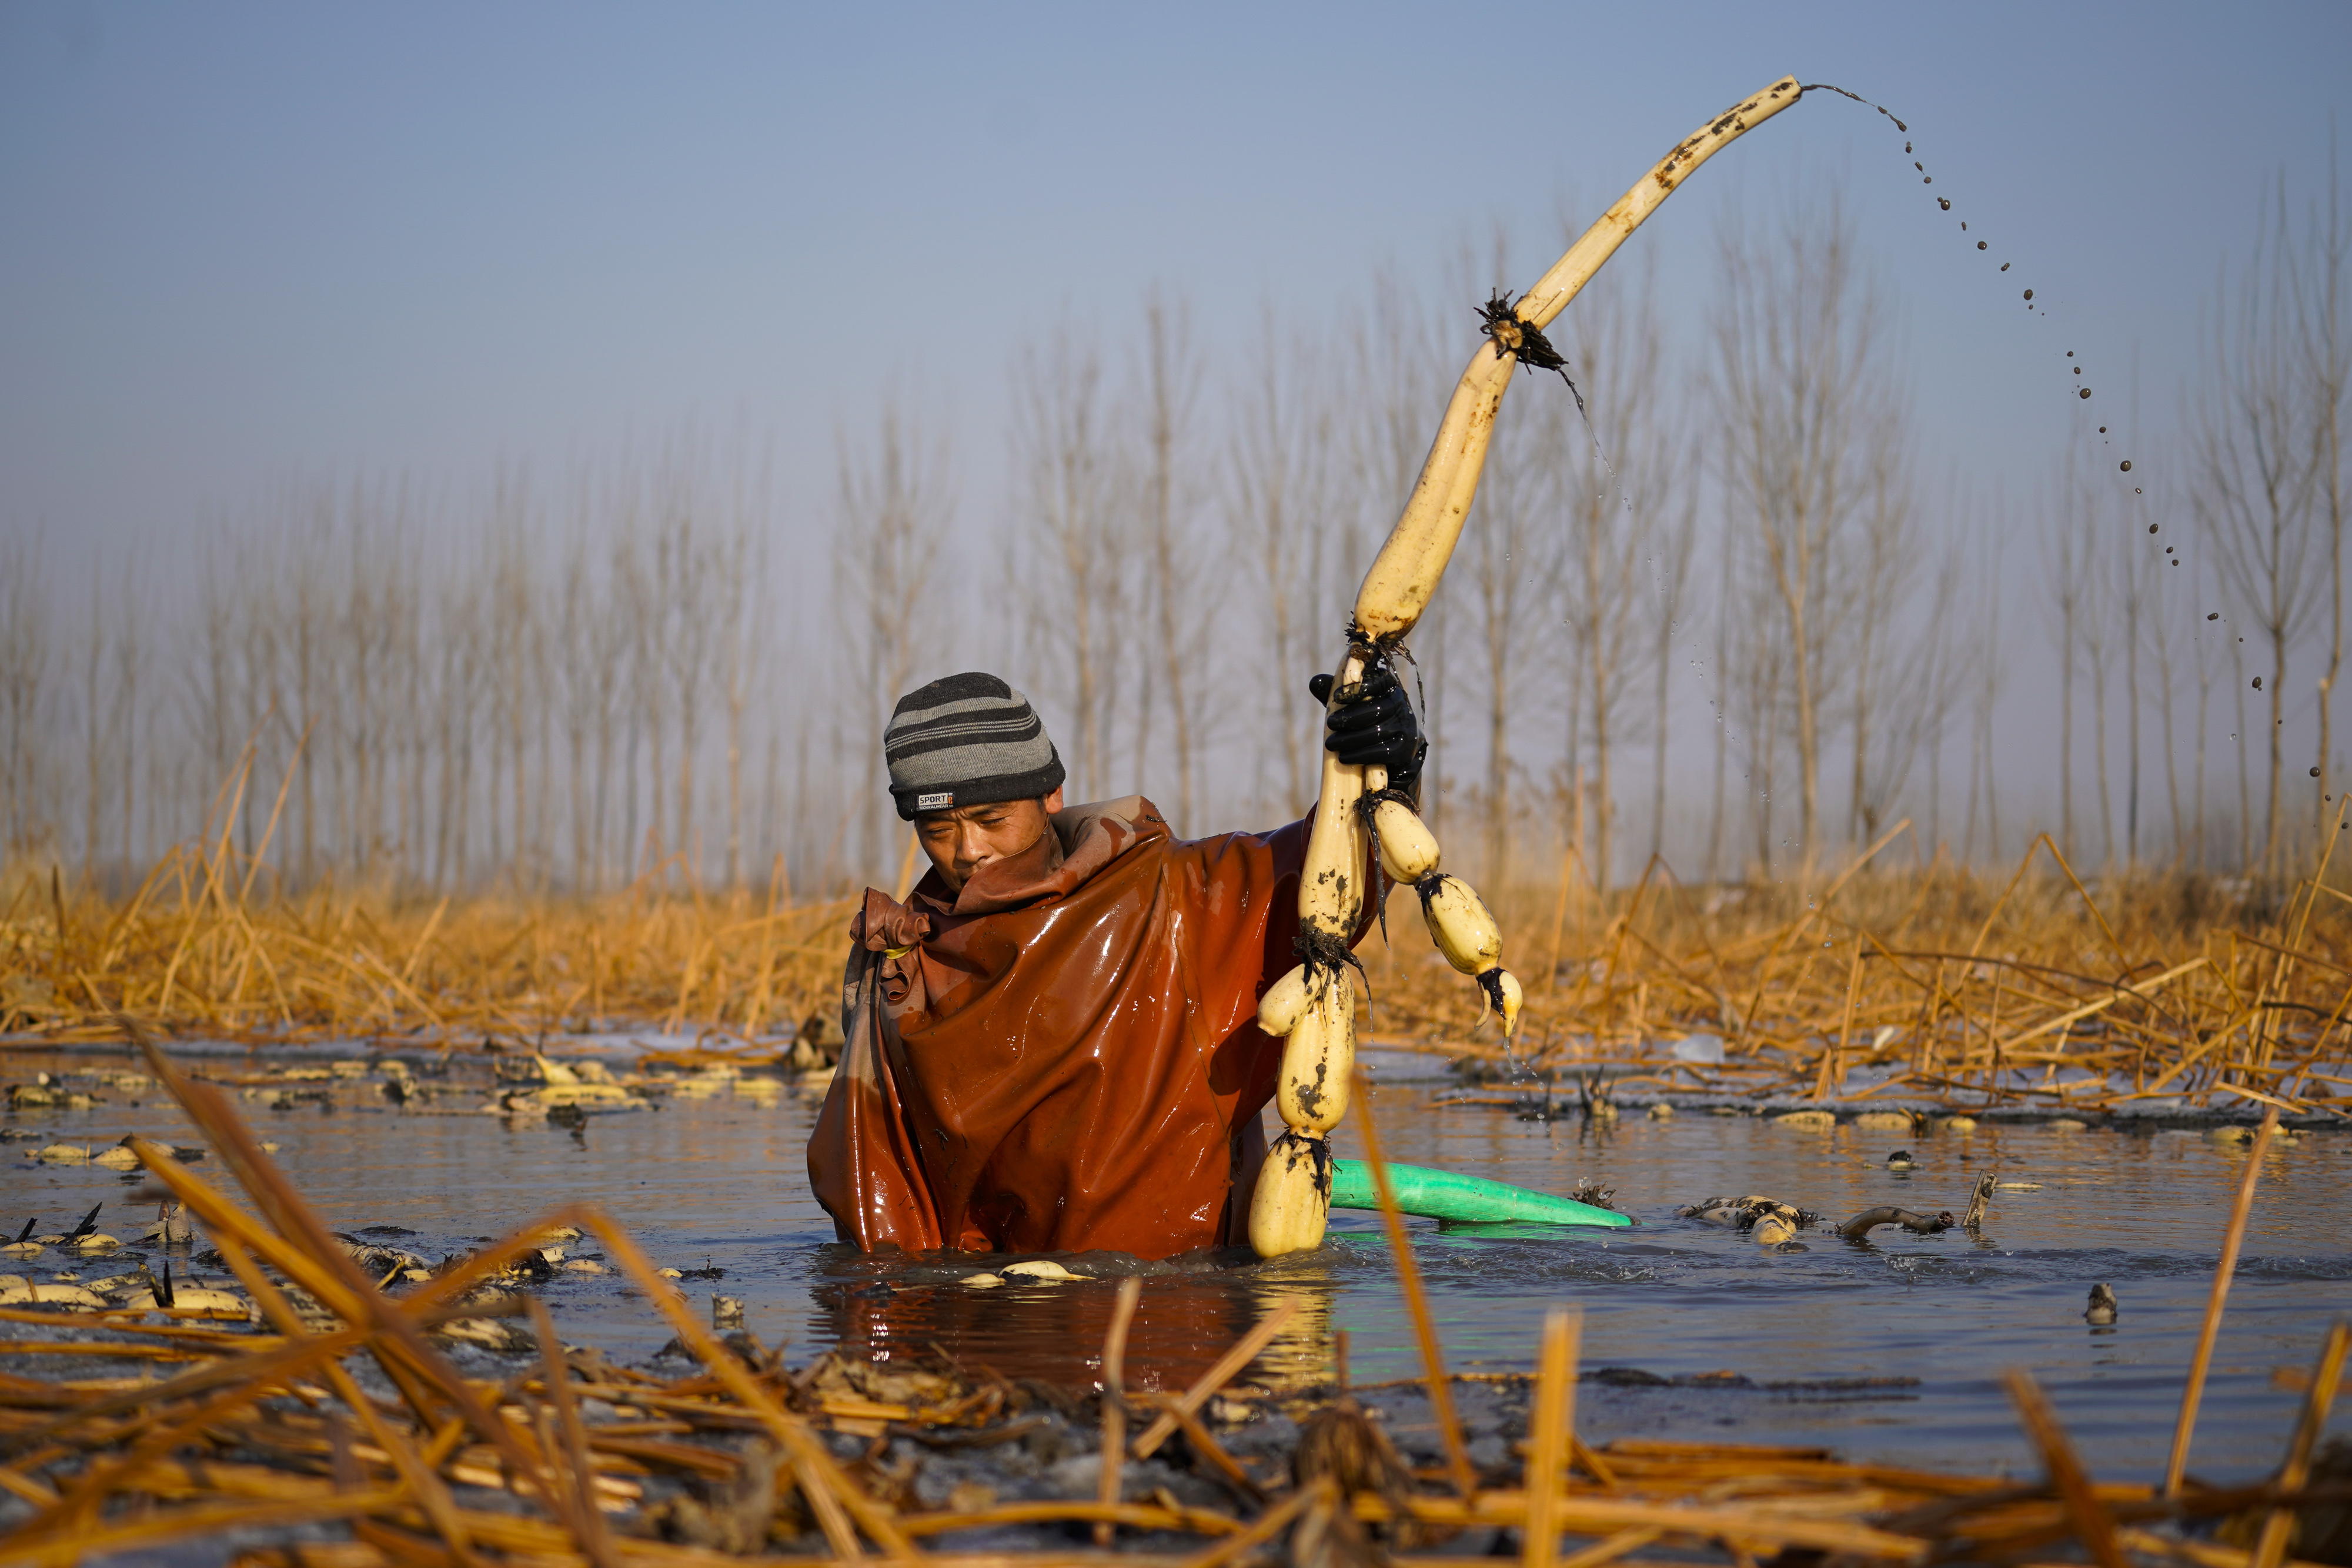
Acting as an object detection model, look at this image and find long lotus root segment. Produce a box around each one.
[1351,76,1804,645]
[1250,74,1809,1259]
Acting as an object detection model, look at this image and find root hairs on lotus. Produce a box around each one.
[1477,289,1586,416]
[1478,965,1524,1042]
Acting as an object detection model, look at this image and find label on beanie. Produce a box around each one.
[917,792,953,811]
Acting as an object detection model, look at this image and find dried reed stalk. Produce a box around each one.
[2166,1106,2283,1495]
[1094,1275,1142,1546]
[1524,1308,1581,1568]
[1129,1296,1300,1460]
[2249,1319,2350,1568]
[1349,1062,1477,1498]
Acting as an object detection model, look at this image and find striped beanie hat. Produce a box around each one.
[885,673,1067,820]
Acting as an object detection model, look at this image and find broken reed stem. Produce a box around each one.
[2002,1369,2127,1568]
[586,1209,904,1560]
[2250,1319,2350,1568]
[1179,1476,1335,1568]
[1144,1395,1268,1505]
[1560,1526,1662,1568]
[1821,947,1862,1100]
[213,1232,489,1567]
[1349,1062,1478,1499]
[2166,1106,2283,1496]
[1524,1307,1581,1568]
[1130,1296,1302,1460]
[1095,1275,1143,1547]
[528,1295,619,1568]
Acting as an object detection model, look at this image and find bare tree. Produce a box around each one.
[1227,310,1336,818]
[1854,540,1967,847]
[2194,174,2323,877]
[81,574,107,881]
[1548,258,1679,892]
[112,560,143,877]
[719,525,756,888]
[2044,479,2092,862]
[1711,180,1895,867]
[1012,326,1126,806]
[835,399,953,882]
[1843,397,1929,847]
[1465,402,1551,885]
[2145,499,2191,865]
[1704,524,1734,882]
[652,454,722,884]
[1724,550,1790,877]
[2297,155,2349,828]
[1963,539,2008,865]
[1647,453,1699,865]
[2073,476,2120,868]
[1129,290,1210,831]
[1347,266,1449,832]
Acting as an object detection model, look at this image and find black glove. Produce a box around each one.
[1309,666,1424,794]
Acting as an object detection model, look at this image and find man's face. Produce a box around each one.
[913,787,1065,894]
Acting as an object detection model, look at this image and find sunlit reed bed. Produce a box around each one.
[8,802,2352,1119]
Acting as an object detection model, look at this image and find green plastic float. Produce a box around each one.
[1327,1159,1630,1228]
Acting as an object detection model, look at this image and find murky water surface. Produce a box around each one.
[5,1044,2345,1486]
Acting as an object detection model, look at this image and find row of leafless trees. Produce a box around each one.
[9,443,776,896]
[847,183,1992,895]
[3,169,2344,895]
[2042,165,2349,881]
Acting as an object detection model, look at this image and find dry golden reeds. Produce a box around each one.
[4,773,2350,1123]
[1366,824,2352,1116]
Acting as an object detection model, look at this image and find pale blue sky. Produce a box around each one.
[6,2,2352,858]
[7,2,2347,564]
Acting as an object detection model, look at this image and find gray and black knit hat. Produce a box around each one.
[885,673,1066,821]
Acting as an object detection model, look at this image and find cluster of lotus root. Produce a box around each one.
[1247,747,1524,1257]
[1237,76,1807,1259]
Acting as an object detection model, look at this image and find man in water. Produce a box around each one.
[807,669,1419,1259]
